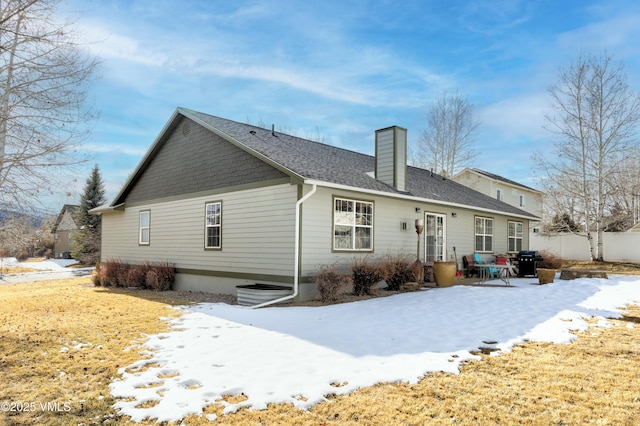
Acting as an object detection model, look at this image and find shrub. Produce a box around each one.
[381,254,415,291]
[91,262,103,286]
[93,260,176,291]
[101,258,128,287]
[315,264,351,303]
[352,257,384,296]
[115,262,131,288]
[126,265,147,288]
[145,261,176,291]
[537,251,564,269]
[15,249,30,262]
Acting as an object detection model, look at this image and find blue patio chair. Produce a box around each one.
[473,253,499,279]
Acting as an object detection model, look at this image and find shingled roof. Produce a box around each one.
[104,108,537,220]
[468,168,542,193]
[181,109,536,219]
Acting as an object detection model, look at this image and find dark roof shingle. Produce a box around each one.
[184,109,536,218]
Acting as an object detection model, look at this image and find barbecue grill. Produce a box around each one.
[517,250,544,277]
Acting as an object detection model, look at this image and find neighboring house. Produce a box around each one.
[453,168,543,239]
[92,108,538,302]
[51,204,80,259]
[628,223,640,232]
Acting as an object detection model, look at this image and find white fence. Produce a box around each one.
[530,233,640,263]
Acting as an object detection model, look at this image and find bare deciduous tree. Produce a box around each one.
[537,51,640,260]
[608,151,640,227]
[0,0,99,210]
[412,92,479,177]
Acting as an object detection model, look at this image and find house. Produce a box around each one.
[453,168,543,240]
[51,204,80,259]
[92,108,538,302]
[628,223,640,232]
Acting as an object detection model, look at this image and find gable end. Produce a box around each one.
[124,117,288,204]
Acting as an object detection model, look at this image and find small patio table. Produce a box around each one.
[475,264,514,286]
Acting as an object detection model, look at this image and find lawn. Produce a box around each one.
[1,275,639,425]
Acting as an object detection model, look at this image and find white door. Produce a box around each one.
[424,213,446,261]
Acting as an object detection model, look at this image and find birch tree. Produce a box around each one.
[0,0,99,209]
[538,51,640,260]
[413,92,479,177]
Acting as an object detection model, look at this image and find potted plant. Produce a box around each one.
[536,251,563,284]
[433,260,457,287]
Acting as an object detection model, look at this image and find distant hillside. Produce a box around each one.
[0,204,50,228]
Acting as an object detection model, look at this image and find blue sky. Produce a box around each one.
[49,0,640,210]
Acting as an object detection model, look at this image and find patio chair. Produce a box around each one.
[473,253,499,279]
[463,255,478,278]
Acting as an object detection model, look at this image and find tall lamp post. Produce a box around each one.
[415,218,424,283]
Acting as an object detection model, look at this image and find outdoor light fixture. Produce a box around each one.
[415,207,421,213]
[451,212,457,218]
[414,219,424,283]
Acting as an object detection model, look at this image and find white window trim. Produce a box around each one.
[205,201,222,249]
[333,197,374,251]
[508,221,524,253]
[475,216,493,253]
[139,210,150,245]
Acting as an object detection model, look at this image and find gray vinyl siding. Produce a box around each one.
[125,117,288,204]
[374,126,407,191]
[298,186,530,276]
[101,183,298,278]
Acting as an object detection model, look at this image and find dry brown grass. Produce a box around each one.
[1,275,639,425]
[562,260,640,275]
[0,277,185,425]
[0,266,37,274]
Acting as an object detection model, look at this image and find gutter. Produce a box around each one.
[303,179,538,221]
[251,183,317,308]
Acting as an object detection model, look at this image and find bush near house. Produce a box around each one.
[381,254,415,291]
[352,257,384,296]
[314,264,351,303]
[145,261,176,291]
[93,259,176,291]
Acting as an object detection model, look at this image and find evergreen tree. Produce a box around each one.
[72,165,106,264]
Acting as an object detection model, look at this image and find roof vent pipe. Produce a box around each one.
[272,124,276,136]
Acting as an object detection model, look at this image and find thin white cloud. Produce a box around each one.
[479,92,549,140]
[81,142,148,157]
[78,22,168,67]
[556,14,640,54]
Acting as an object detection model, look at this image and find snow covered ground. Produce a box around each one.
[1,257,78,270]
[109,274,640,423]
[0,257,93,282]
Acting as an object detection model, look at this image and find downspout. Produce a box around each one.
[252,183,317,308]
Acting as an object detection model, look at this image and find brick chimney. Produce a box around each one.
[375,126,407,191]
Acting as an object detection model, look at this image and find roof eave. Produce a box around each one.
[459,168,543,194]
[303,179,539,220]
[89,203,125,215]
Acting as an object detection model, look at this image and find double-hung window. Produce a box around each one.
[333,197,373,251]
[475,216,493,252]
[205,202,222,249]
[508,221,523,252]
[139,211,150,245]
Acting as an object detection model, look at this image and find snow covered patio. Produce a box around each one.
[110,275,640,423]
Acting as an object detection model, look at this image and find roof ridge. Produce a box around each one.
[182,107,374,160]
